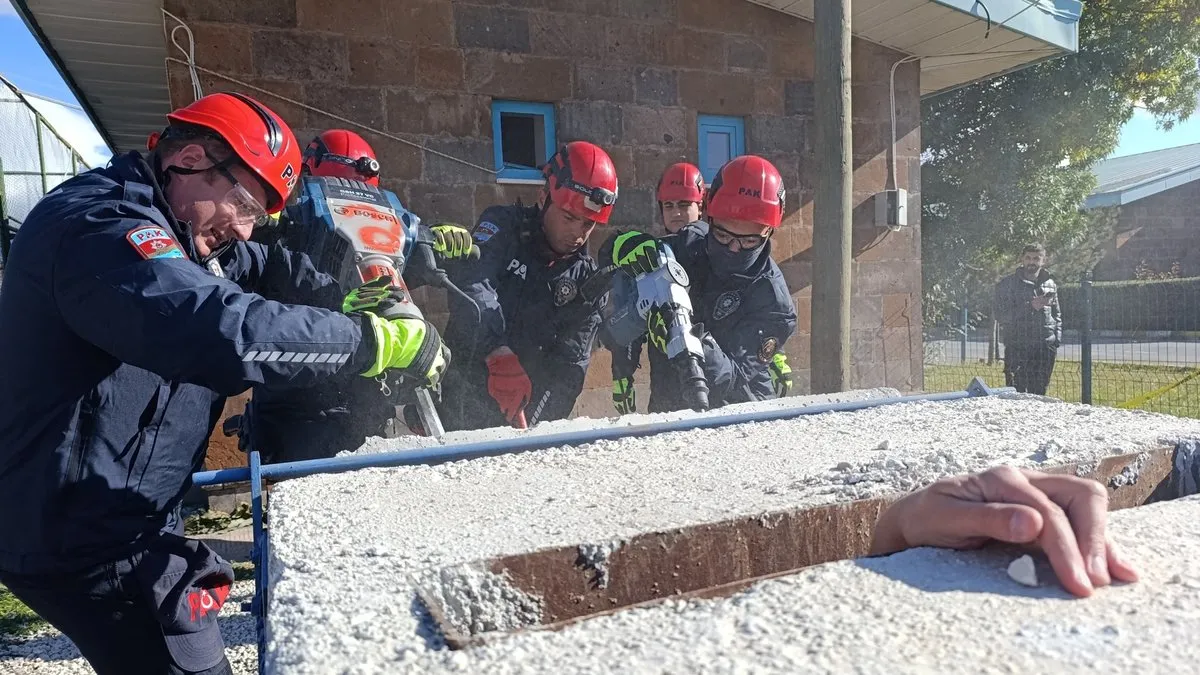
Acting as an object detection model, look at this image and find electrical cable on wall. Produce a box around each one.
[161,11,499,177]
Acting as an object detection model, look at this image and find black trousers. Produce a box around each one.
[0,561,233,675]
[1003,342,1058,395]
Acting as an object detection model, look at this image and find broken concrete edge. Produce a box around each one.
[409,563,544,651]
[415,445,1178,649]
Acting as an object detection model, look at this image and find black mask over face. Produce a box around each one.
[707,234,765,278]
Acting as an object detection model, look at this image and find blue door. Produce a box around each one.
[697,115,746,183]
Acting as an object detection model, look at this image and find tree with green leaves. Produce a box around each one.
[921,0,1200,328]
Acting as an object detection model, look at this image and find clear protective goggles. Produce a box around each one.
[213,161,270,230]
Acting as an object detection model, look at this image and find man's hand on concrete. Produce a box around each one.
[869,466,1138,598]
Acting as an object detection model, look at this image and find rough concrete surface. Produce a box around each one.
[0,580,258,674]
[264,395,1200,673]
[415,496,1200,674]
[349,386,903,455]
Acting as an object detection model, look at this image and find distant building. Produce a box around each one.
[1085,144,1200,281]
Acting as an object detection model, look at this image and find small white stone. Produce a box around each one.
[1007,555,1039,587]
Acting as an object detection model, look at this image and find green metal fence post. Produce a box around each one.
[1081,270,1093,405]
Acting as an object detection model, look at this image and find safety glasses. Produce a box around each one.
[709,222,768,251]
[212,160,270,229]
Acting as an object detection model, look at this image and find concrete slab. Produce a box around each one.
[264,395,1200,673]
[405,496,1200,674]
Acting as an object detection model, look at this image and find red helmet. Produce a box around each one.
[705,155,785,229]
[163,92,300,214]
[657,162,706,203]
[542,141,619,225]
[302,129,381,186]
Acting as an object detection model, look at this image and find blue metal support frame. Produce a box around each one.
[249,450,267,675]
[195,380,1010,674]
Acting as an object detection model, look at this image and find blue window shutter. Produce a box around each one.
[697,115,746,183]
[491,101,557,181]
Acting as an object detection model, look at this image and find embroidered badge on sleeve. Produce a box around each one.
[127,226,185,260]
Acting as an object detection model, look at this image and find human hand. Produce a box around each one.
[343,276,406,314]
[869,466,1138,598]
[612,231,663,276]
[430,223,480,260]
[485,349,531,428]
[613,376,636,414]
[1031,296,1049,310]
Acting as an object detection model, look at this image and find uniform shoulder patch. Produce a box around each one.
[126,225,185,261]
[758,336,779,364]
[473,221,500,243]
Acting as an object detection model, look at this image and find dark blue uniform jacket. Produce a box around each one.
[438,205,603,430]
[0,152,374,574]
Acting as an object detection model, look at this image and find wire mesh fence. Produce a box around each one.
[925,274,1200,419]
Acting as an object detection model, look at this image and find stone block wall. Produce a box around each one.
[164,0,923,425]
[1093,180,1200,281]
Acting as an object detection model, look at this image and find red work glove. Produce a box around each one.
[486,350,532,429]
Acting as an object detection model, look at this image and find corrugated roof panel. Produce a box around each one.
[1091,144,1200,196]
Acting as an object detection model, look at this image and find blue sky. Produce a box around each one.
[0,0,1194,164]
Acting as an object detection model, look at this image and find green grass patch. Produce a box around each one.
[0,585,47,638]
[184,502,252,536]
[925,361,1200,419]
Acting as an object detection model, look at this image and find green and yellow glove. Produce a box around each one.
[430,223,479,260]
[342,276,407,314]
[359,312,449,387]
[768,352,792,398]
[613,376,636,415]
[646,303,679,354]
[612,231,663,277]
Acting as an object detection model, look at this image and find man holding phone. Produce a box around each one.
[994,243,1062,395]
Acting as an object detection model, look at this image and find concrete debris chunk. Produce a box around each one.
[1007,554,1039,587]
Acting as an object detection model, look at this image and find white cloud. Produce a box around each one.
[0,1,16,18]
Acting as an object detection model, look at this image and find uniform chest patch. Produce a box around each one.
[552,277,578,307]
[474,221,499,243]
[712,291,742,321]
[758,336,778,363]
[506,258,528,280]
[126,226,184,261]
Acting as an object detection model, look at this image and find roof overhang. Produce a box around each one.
[12,0,168,155]
[16,0,1082,155]
[747,0,1082,97]
[1084,166,1200,210]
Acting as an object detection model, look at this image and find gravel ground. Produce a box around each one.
[0,580,258,674]
[264,394,1200,673]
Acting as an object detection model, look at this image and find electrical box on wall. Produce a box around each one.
[874,189,908,229]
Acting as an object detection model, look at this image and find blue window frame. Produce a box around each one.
[491,100,557,182]
[697,115,746,183]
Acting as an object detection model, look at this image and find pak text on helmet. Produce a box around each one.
[704,155,785,229]
[542,141,619,225]
[302,129,382,186]
[657,162,706,204]
[150,91,301,214]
